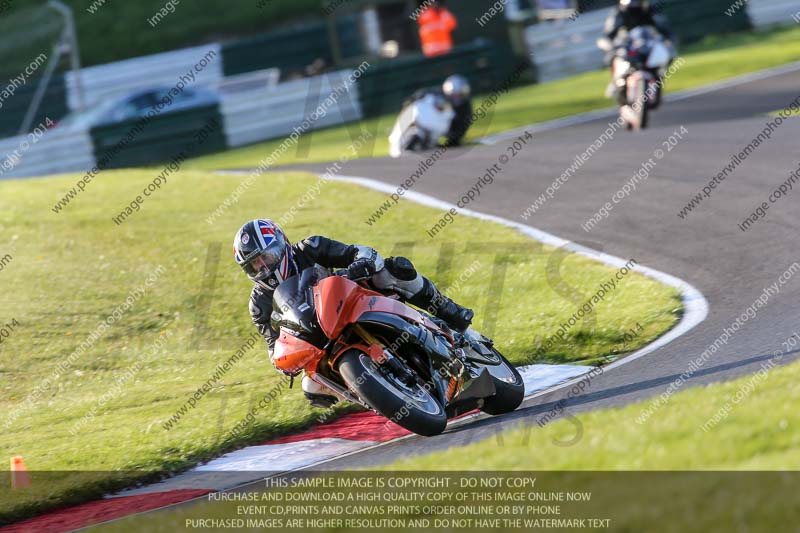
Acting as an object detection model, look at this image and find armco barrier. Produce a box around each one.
[90,105,226,170]
[524,8,611,82]
[747,0,800,28]
[1,68,362,179]
[221,70,362,148]
[0,127,94,179]
[64,44,224,111]
[355,41,516,119]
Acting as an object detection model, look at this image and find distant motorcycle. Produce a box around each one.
[389,92,454,158]
[270,265,525,436]
[598,26,673,130]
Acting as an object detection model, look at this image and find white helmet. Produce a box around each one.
[620,0,649,11]
[442,75,471,106]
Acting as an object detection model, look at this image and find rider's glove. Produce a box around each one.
[345,258,377,281]
[343,245,384,280]
[353,245,384,268]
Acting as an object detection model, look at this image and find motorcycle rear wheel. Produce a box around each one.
[477,348,525,415]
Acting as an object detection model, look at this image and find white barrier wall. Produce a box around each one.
[221,69,363,148]
[65,44,224,111]
[0,128,95,179]
[524,8,612,82]
[747,0,800,27]
[2,69,363,178]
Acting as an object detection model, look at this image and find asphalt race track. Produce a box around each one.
[279,68,800,466]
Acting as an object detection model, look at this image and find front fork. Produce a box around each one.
[626,71,660,108]
[626,72,647,107]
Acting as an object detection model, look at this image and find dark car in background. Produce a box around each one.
[56,86,220,132]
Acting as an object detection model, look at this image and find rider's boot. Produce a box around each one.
[408,278,474,333]
[302,375,338,409]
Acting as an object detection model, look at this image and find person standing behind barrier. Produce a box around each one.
[417,0,458,57]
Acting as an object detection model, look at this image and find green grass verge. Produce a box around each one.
[0,169,679,523]
[189,24,800,171]
[770,108,800,117]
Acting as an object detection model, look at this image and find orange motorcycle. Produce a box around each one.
[271,265,524,436]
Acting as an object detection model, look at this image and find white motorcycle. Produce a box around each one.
[598,26,674,130]
[389,93,454,158]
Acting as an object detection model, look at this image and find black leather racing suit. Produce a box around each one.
[603,7,674,45]
[248,236,472,362]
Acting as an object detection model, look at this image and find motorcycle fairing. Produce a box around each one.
[355,311,453,366]
[312,275,443,340]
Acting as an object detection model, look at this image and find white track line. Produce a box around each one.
[479,59,800,145]
[113,366,591,497]
[332,174,708,375]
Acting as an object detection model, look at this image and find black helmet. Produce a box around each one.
[619,0,648,11]
[233,219,294,290]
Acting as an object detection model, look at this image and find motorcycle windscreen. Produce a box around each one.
[313,276,363,339]
[646,42,671,69]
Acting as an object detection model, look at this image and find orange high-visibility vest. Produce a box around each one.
[418,7,457,57]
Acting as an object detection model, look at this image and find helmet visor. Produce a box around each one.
[241,239,286,282]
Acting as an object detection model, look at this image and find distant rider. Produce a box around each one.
[233,219,474,408]
[600,0,675,103]
[405,74,473,146]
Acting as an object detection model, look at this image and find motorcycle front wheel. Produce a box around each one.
[626,75,649,130]
[337,349,447,437]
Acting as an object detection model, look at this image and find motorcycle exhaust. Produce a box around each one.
[311,373,370,409]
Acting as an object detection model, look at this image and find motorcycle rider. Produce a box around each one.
[405,74,473,147]
[233,219,474,408]
[600,0,675,103]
